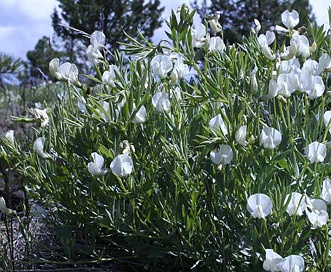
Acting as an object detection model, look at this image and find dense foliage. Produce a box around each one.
[2,4,331,271]
[193,0,315,43]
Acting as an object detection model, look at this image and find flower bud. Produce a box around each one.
[209,19,222,33]
[250,66,258,95]
[0,197,12,215]
[248,135,256,145]
[310,41,317,53]
[5,130,14,144]
[281,41,297,60]
[209,11,222,33]
[277,95,287,104]
[169,68,179,85]
[253,19,261,34]
[235,125,248,146]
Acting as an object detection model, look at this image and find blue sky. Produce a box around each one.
[0,0,330,60]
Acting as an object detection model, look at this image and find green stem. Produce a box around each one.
[262,219,272,249]
[324,226,330,266]
[115,175,128,194]
[278,100,287,130]
[66,82,74,111]
[304,95,309,137]
[319,96,326,140]
[286,98,291,132]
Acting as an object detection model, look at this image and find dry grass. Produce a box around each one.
[0,202,151,272]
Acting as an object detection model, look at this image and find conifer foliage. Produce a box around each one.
[51,0,164,58]
[193,0,314,43]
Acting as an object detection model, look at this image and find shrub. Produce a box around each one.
[2,5,331,271]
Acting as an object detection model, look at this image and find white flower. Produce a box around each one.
[300,71,325,99]
[263,249,283,272]
[169,69,179,85]
[247,193,273,219]
[86,45,103,64]
[87,152,107,176]
[151,55,173,78]
[102,65,119,87]
[0,197,12,215]
[318,53,331,74]
[311,199,327,211]
[209,114,228,135]
[281,10,299,29]
[279,58,301,74]
[250,66,258,95]
[152,92,170,113]
[302,59,319,76]
[276,72,300,97]
[5,130,14,144]
[321,178,331,203]
[35,102,42,109]
[49,58,80,86]
[285,192,306,216]
[304,141,326,163]
[32,108,49,128]
[235,125,248,146]
[49,58,62,79]
[132,105,147,124]
[192,23,207,48]
[120,140,134,155]
[260,43,276,60]
[33,137,51,159]
[63,63,79,86]
[262,79,278,100]
[258,33,276,60]
[306,199,329,228]
[291,33,310,58]
[260,31,275,45]
[276,74,292,97]
[276,255,304,272]
[176,3,191,13]
[90,31,106,48]
[86,31,106,63]
[0,197,7,212]
[324,111,331,134]
[280,41,297,60]
[210,145,233,166]
[171,55,189,83]
[209,36,225,52]
[261,127,282,149]
[110,154,133,177]
[209,11,222,33]
[253,19,261,34]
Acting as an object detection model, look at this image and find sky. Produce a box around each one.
[0,0,331,60]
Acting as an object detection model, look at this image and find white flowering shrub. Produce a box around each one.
[2,4,331,271]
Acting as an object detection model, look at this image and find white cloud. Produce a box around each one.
[0,0,57,21]
[0,0,57,59]
[18,0,57,20]
[310,0,331,29]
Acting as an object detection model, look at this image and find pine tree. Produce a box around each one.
[51,0,165,61]
[193,0,315,44]
[0,53,24,88]
[27,36,65,78]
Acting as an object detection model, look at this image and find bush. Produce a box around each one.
[2,5,331,271]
